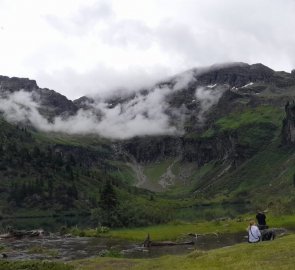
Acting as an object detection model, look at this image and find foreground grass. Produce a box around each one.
[0,261,73,270]
[72,234,295,270]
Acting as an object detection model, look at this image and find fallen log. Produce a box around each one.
[143,234,194,247]
[147,241,194,247]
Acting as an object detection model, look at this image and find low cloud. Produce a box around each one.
[0,87,180,140]
[37,64,170,99]
[195,85,227,122]
[0,70,227,139]
[172,70,196,91]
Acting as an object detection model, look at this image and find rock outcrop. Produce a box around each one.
[0,75,78,118]
[0,75,38,92]
[193,63,275,87]
[282,101,295,145]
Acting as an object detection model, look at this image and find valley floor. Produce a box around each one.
[1,215,295,270]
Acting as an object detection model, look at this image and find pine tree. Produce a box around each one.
[99,180,120,227]
[100,180,118,211]
[48,179,53,200]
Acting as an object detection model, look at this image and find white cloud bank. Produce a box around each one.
[0,0,295,99]
[195,86,226,122]
[0,89,177,139]
[0,71,226,139]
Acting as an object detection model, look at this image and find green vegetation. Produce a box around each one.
[216,106,283,155]
[109,161,137,185]
[0,102,294,230]
[67,225,110,237]
[215,105,284,131]
[0,261,72,270]
[71,214,295,241]
[0,118,177,228]
[90,190,176,228]
[143,159,173,184]
[105,221,241,242]
[200,128,215,138]
[72,234,295,270]
[189,105,283,141]
[177,106,295,213]
[0,244,11,254]
[98,249,123,258]
[214,139,295,209]
[106,214,295,241]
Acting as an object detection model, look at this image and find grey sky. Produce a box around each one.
[0,0,295,99]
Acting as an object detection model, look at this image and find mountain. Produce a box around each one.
[0,62,295,226]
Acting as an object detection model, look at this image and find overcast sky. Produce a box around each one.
[1,0,295,99]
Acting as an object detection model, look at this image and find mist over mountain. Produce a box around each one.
[1,62,293,140]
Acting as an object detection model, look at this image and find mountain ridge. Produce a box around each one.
[1,62,295,140]
[0,62,295,226]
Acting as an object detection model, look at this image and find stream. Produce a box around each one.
[0,232,247,261]
[0,206,252,261]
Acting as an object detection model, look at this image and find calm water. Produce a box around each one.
[0,215,93,232]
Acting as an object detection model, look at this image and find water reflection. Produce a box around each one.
[0,215,92,232]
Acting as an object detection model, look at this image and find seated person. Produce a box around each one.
[247,220,261,243]
[256,210,276,241]
[256,211,268,230]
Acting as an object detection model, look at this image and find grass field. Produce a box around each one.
[72,214,295,241]
[71,234,295,270]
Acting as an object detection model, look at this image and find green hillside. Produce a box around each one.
[1,63,295,229]
[1,101,294,228]
[0,118,180,228]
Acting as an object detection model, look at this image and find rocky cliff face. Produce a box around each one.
[115,136,183,163]
[282,101,295,145]
[0,75,78,119]
[117,130,255,168]
[192,63,274,86]
[0,75,38,92]
[182,134,241,166]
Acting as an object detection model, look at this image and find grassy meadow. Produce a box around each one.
[70,234,295,270]
[68,214,295,241]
